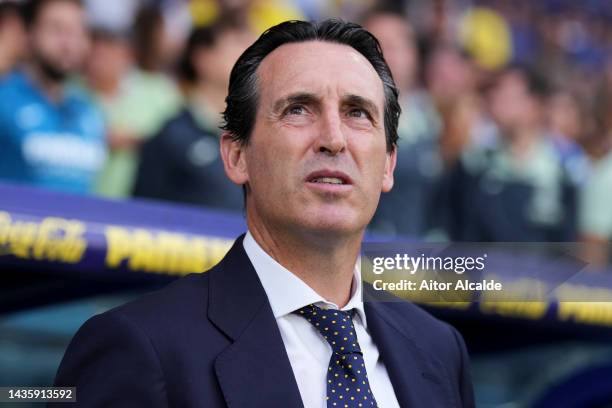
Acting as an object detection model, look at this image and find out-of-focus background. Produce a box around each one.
[3,0,612,246]
[1,0,612,406]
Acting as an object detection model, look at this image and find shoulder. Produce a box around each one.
[143,108,198,154]
[104,272,212,335]
[0,70,28,109]
[0,69,25,90]
[54,272,218,404]
[129,70,181,105]
[65,81,99,111]
[156,108,196,135]
[0,71,44,130]
[58,272,217,374]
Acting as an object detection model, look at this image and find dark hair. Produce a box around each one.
[178,21,241,84]
[221,19,400,152]
[0,2,22,24]
[132,5,164,72]
[503,64,550,100]
[22,0,82,27]
[178,27,216,83]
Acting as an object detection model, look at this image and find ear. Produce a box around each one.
[381,147,397,193]
[220,132,249,185]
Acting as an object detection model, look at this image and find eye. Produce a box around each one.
[347,108,370,119]
[286,105,306,115]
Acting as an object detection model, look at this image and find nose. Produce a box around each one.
[314,108,346,156]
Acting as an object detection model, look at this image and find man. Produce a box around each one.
[133,22,252,210]
[361,7,443,238]
[0,0,106,194]
[445,65,577,242]
[54,20,474,407]
[84,26,181,198]
[0,1,26,77]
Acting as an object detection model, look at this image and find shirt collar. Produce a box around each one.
[243,231,367,327]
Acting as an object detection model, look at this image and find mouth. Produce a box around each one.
[310,177,345,184]
[305,170,352,186]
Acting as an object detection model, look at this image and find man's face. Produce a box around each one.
[0,11,27,64]
[30,1,89,80]
[426,48,473,106]
[489,71,539,132]
[225,41,396,238]
[194,29,254,89]
[86,37,131,86]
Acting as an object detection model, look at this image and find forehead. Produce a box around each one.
[256,41,385,108]
[36,0,83,23]
[497,71,527,92]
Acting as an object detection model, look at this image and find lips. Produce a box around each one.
[305,170,353,185]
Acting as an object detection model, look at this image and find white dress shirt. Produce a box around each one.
[243,231,400,408]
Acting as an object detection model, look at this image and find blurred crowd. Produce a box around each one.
[0,0,611,257]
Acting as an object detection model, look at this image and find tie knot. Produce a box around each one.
[294,304,361,355]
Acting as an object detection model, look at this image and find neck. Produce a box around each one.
[193,82,227,121]
[247,214,363,308]
[26,63,64,102]
[506,125,540,158]
[87,74,121,96]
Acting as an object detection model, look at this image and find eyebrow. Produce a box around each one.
[272,92,381,120]
[272,92,319,114]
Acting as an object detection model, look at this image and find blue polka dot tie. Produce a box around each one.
[295,304,378,408]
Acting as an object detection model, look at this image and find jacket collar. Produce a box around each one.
[208,235,304,408]
[207,235,448,407]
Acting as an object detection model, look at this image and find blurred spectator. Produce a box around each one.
[132,5,175,72]
[545,88,590,183]
[0,1,27,77]
[362,6,443,237]
[0,0,106,194]
[0,0,606,247]
[579,64,612,263]
[133,22,252,210]
[580,146,612,263]
[422,44,489,240]
[91,6,181,198]
[444,65,578,241]
[425,45,477,119]
[425,45,485,169]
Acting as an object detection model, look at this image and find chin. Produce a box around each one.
[297,209,366,237]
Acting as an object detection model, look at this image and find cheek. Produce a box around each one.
[31,31,48,51]
[250,123,311,178]
[350,135,388,179]
[246,141,293,195]
[67,33,87,54]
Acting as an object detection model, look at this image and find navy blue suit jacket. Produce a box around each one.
[53,235,474,407]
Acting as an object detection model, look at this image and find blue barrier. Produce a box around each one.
[2,181,612,348]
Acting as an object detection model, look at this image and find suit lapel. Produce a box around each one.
[364,286,453,407]
[208,236,304,408]
[206,237,452,407]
